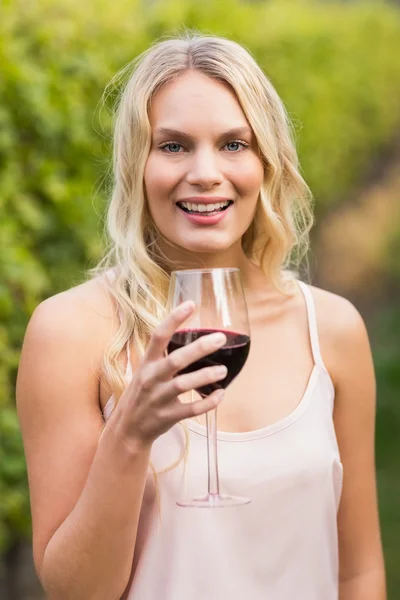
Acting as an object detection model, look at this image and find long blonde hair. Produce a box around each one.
[92,31,314,409]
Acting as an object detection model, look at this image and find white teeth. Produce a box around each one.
[179,200,230,212]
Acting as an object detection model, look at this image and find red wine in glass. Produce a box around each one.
[167,329,250,397]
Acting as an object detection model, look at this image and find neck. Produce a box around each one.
[156,238,249,271]
[154,236,273,295]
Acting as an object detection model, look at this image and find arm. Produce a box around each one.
[17,287,151,600]
[327,298,386,600]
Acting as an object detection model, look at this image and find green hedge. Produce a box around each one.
[1,0,399,569]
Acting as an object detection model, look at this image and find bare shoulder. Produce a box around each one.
[304,283,372,390]
[19,272,122,410]
[306,283,367,337]
[17,273,119,429]
[29,274,116,341]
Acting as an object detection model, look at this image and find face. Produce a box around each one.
[144,70,264,260]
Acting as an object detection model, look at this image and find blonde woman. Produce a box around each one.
[17,34,386,599]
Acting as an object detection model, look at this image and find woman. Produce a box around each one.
[16,34,386,599]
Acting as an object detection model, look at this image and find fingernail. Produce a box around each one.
[178,301,194,316]
[211,332,226,345]
[216,365,228,377]
[215,389,225,402]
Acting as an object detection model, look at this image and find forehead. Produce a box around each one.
[148,70,249,133]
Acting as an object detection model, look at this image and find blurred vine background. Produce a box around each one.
[0,0,399,597]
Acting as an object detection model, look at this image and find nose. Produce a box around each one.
[185,148,224,189]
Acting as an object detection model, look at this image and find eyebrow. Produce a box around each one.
[153,127,253,143]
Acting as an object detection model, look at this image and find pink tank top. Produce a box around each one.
[103,280,343,599]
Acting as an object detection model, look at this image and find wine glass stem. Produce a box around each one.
[206,408,220,496]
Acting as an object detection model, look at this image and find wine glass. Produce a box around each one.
[167,268,251,508]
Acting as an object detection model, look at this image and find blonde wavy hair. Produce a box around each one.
[93,32,314,433]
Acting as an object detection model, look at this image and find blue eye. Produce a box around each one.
[225,140,248,152]
[160,143,183,153]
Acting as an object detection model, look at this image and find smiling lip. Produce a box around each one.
[176,197,233,226]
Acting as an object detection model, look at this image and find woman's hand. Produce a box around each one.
[110,301,227,448]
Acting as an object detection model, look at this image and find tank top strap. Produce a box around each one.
[125,340,133,380]
[117,306,133,381]
[297,280,326,371]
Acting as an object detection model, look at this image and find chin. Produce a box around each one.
[175,235,234,255]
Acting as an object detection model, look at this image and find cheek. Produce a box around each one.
[144,153,181,202]
[230,157,264,197]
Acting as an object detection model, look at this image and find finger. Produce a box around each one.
[145,301,195,362]
[174,388,225,421]
[155,330,227,379]
[160,364,228,401]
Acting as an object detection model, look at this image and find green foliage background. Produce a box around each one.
[1,0,399,595]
